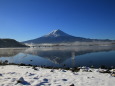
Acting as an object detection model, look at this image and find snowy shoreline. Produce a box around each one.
[0,65,115,86]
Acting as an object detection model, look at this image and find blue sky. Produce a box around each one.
[0,0,115,42]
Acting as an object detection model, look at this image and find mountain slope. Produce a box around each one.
[0,39,27,48]
[23,29,93,44]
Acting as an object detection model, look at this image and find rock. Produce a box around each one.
[32,66,38,70]
[0,74,2,76]
[111,73,115,77]
[16,77,30,85]
[98,69,111,73]
[50,69,54,72]
[111,72,115,77]
[17,77,25,83]
[61,69,66,72]
[70,84,74,86]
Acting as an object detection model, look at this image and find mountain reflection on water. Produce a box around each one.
[0,45,115,68]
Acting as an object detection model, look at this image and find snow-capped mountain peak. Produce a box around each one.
[23,29,114,44]
[43,29,70,37]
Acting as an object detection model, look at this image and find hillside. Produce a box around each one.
[0,39,27,48]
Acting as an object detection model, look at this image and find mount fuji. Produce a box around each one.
[23,29,111,44]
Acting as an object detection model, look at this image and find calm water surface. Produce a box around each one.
[0,46,115,68]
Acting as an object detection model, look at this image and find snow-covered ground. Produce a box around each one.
[0,65,115,86]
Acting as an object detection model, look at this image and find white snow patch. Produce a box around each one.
[0,65,115,86]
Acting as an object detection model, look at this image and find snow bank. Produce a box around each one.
[0,65,115,86]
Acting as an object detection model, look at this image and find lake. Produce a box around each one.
[0,45,115,68]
